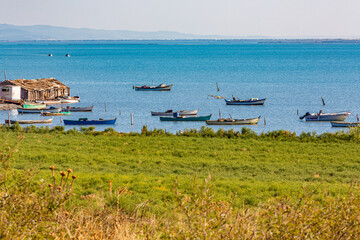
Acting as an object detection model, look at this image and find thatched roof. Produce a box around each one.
[2,78,69,91]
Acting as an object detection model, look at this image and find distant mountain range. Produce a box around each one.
[0,24,240,40]
[0,24,360,41]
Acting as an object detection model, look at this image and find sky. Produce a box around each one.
[1,0,360,37]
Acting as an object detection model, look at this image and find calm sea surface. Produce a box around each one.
[0,40,360,134]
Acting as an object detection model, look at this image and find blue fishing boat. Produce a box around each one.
[160,114,211,121]
[63,118,117,125]
[225,98,266,105]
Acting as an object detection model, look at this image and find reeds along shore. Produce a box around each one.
[2,123,360,141]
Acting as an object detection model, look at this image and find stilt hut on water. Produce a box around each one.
[0,78,70,101]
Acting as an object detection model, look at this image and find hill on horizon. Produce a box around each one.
[0,24,241,41]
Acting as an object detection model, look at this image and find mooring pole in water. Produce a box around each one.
[216,82,220,92]
[264,117,266,125]
[131,113,133,126]
[119,110,121,116]
[297,109,299,116]
[60,117,62,123]
[321,96,325,106]
[105,103,107,112]
[8,112,11,126]
[357,115,359,122]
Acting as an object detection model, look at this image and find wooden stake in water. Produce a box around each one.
[264,117,266,125]
[131,113,133,126]
[8,112,11,126]
[297,109,299,116]
[119,110,121,116]
[216,82,220,92]
[219,109,222,119]
[105,103,107,112]
[60,117,62,123]
[321,96,325,106]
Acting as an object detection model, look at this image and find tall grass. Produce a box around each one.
[1,142,360,239]
[1,125,360,238]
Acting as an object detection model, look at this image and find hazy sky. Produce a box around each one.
[1,0,360,37]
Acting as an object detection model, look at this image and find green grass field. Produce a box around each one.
[2,127,360,213]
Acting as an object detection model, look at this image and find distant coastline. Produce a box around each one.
[1,24,360,42]
[1,39,360,44]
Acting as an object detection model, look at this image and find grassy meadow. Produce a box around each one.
[2,126,360,209]
[1,125,360,238]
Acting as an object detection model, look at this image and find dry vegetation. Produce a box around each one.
[1,132,360,239]
[0,126,360,239]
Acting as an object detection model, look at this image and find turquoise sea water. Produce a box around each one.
[0,40,360,134]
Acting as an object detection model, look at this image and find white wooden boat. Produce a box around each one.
[151,109,198,116]
[300,111,350,121]
[5,118,53,124]
[60,97,80,103]
[225,98,266,105]
[36,99,62,104]
[206,116,261,125]
[331,121,360,127]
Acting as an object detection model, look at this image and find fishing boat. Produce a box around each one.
[300,111,350,121]
[63,118,117,125]
[41,111,70,116]
[134,84,173,91]
[63,105,94,112]
[5,118,53,124]
[160,114,211,121]
[225,98,266,105]
[18,107,62,114]
[151,109,199,116]
[206,116,261,125]
[330,121,360,127]
[35,99,62,104]
[22,103,46,109]
[59,96,80,103]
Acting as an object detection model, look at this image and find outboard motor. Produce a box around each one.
[299,112,311,120]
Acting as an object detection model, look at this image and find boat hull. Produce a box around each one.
[18,107,62,114]
[41,112,70,116]
[151,109,199,116]
[225,98,266,105]
[22,104,46,109]
[305,112,350,121]
[61,99,79,103]
[63,118,117,125]
[35,100,62,104]
[160,114,211,121]
[135,84,172,91]
[206,117,260,125]
[5,118,53,124]
[331,121,360,127]
[64,106,94,112]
